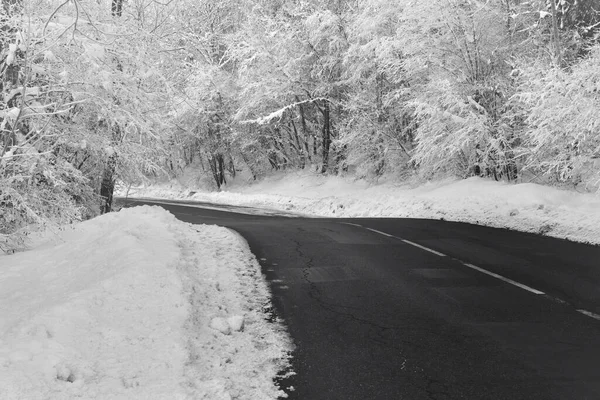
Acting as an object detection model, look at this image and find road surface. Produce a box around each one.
[121,198,600,400]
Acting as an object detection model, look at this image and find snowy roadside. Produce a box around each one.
[0,206,291,400]
[120,173,600,246]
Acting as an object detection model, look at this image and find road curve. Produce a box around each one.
[121,198,600,400]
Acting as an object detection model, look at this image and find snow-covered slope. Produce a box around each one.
[0,206,291,400]
[122,173,600,245]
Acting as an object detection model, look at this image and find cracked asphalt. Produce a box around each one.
[121,199,600,400]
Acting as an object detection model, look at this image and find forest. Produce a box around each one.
[1,0,599,242]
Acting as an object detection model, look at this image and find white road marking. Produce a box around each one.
[462,263,545,295]
[344,223,447,256]
[364,227,394,238]
[400,239,447,257]
[340,222,363,228]
[545,295,568,304]
[342,223,600,319]
[344,222,551,296]
[576,309,600,321]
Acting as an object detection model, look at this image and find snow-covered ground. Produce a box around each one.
[121,172,600,246]
[0,206,291,400]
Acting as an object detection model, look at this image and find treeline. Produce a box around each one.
[169,0,600,189]
[1,0,600,244]
[0,0,170,244]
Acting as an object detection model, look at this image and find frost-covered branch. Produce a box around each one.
[240,97,329,125]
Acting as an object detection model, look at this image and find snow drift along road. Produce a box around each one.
[0,206,291,400]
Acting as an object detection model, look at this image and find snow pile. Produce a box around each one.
[122,173,600,245]
[177,224,292,399]
[0,206,291,399]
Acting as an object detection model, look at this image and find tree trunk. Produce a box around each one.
[290,119,305,168]
[320,100,331,173]
[100,152,117,214]
[267,150,279,170]
[208,153,226,189]
[296,97,312,163]
[272,127,290,168]
[228,158,236,179]
[549,0,561,66]
[217,154,226,185]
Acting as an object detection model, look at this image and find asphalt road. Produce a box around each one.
[121,198,600,400]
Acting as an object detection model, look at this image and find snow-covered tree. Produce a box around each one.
[6,0,600,249]
[230,0,355,174]
[1,0,175,247]
[338,0,414,179]
[395,0,520,179]
[519,44,600,189]
[163,0,243,189]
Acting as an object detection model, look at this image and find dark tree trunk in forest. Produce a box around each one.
[100,152,117,214]
[218,155,225,185]
[505,160,518,181]
[273,127,290,169]
[208,153,226,189]
[296,97,312,164]
[290,119,305,168]
[100,125,122,214]
[296,97,315,163]
[313,133,317,163]
[267,150,279,170]
[320,100,331,173]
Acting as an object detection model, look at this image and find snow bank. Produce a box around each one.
[0,206,291,399]
[121,172,600,245]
